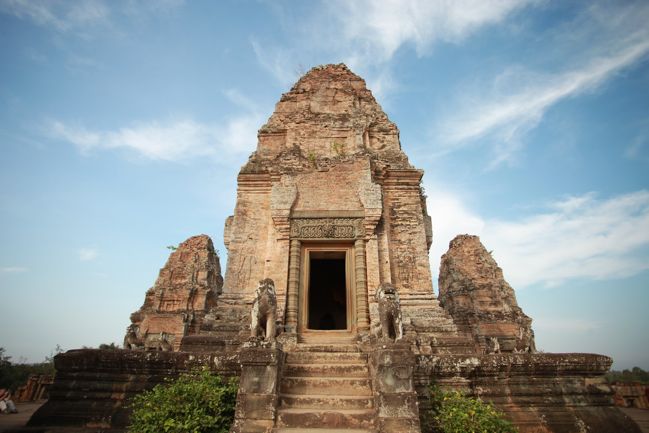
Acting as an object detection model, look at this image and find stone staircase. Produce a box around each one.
[273,344,376,433]
[400,293,477,354]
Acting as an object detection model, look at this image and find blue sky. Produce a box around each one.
[1,0,648,369]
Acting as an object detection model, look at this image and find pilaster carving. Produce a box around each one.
[359,173,383,238]
[271,179,297,239]
[285,239,300,332]
[355,239,370,332]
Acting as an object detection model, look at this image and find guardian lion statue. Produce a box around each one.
[250,278,277,341]
[123,325,144,350]
[376,283,403,341]
[486,336,501,354]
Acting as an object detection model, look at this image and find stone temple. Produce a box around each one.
[26,64,640,433]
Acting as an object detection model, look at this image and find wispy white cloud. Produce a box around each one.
[0,0,184,32]
[326,0,534,64]
[427,186,649,289]
[250,38,299,88]
[49,115,262,162]
[0,0,110,31]
[0,266,28,273]
[47,90,264,162]
[436,2,649,167]
[253,0,533,92]
[625,134,649,162]
[78,248,98,261]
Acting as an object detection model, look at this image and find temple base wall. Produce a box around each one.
[22,349,240,432]
[16,349,642,433]
[415,353,641,433]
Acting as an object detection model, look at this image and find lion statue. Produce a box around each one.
[250,278,277,341]
[486,336,501,354]
[376,283,403,342]
[123,325,144,350]
[144,332,173,352]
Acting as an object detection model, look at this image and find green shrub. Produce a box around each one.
[128,369,238,433]
[422,385,518,433]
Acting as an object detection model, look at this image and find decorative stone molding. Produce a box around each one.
[271,179,297,240]
[285,239,301,332]
[290,217,364,240]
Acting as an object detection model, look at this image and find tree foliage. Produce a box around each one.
[128,369,238,433]
[0,346,59,392]
[606,366,649,384]
[421,384,518,433]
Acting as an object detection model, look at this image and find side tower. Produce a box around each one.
[211,64,469,351]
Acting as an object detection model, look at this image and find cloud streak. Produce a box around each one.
[436,2,649,167]
[78,248,98,261]
[0,266,28,273]
[327,0,534,64]
[253,0,533,92]
[427,186,649,289]
[0,0,185,32]
[0,0,110,31]
[47,90,264,163]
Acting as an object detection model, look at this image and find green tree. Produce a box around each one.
[0,346,61,392]
[606,366,649,384]
[128,369,238,433]
[422,385,518,433]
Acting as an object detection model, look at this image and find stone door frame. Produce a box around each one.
[298,242,356,340]
[284,215,370,336]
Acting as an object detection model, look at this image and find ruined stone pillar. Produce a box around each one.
[285,239,301,332]
[231,345,283,433]
[355,239,370,332]
[371,344,421,433]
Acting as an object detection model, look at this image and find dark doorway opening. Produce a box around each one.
[308,255,347,330]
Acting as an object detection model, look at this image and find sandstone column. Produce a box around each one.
[355,239,370,332]
[285,239,301,332]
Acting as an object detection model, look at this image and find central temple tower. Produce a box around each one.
[219,64,463,349]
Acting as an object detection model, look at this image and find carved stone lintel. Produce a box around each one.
[290,218,364,240]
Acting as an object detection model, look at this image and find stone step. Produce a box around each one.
[293,343,361,352]
[298,333,358,345]
[284,362,369,378]
[280,393,374,410]
[276,408,375,429]
[274,429,374,433]
[280,377,372,396]
[285,351,367,365]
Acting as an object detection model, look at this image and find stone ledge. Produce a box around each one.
[416,353,612,378]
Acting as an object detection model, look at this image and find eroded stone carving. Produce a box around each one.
[486,336,501,354]
[126,234,224,351]
[251,278,277,341]
[376,283,403,341]
[439,234,536,353]
[123,325,144,350]
[290,217,363,239]
[144,332,173,352]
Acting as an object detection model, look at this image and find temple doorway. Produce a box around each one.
[299,244,355,339]
[308,252,347,330]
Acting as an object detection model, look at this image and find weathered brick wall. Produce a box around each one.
[415,353,642,433]
[26,349,240,431]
